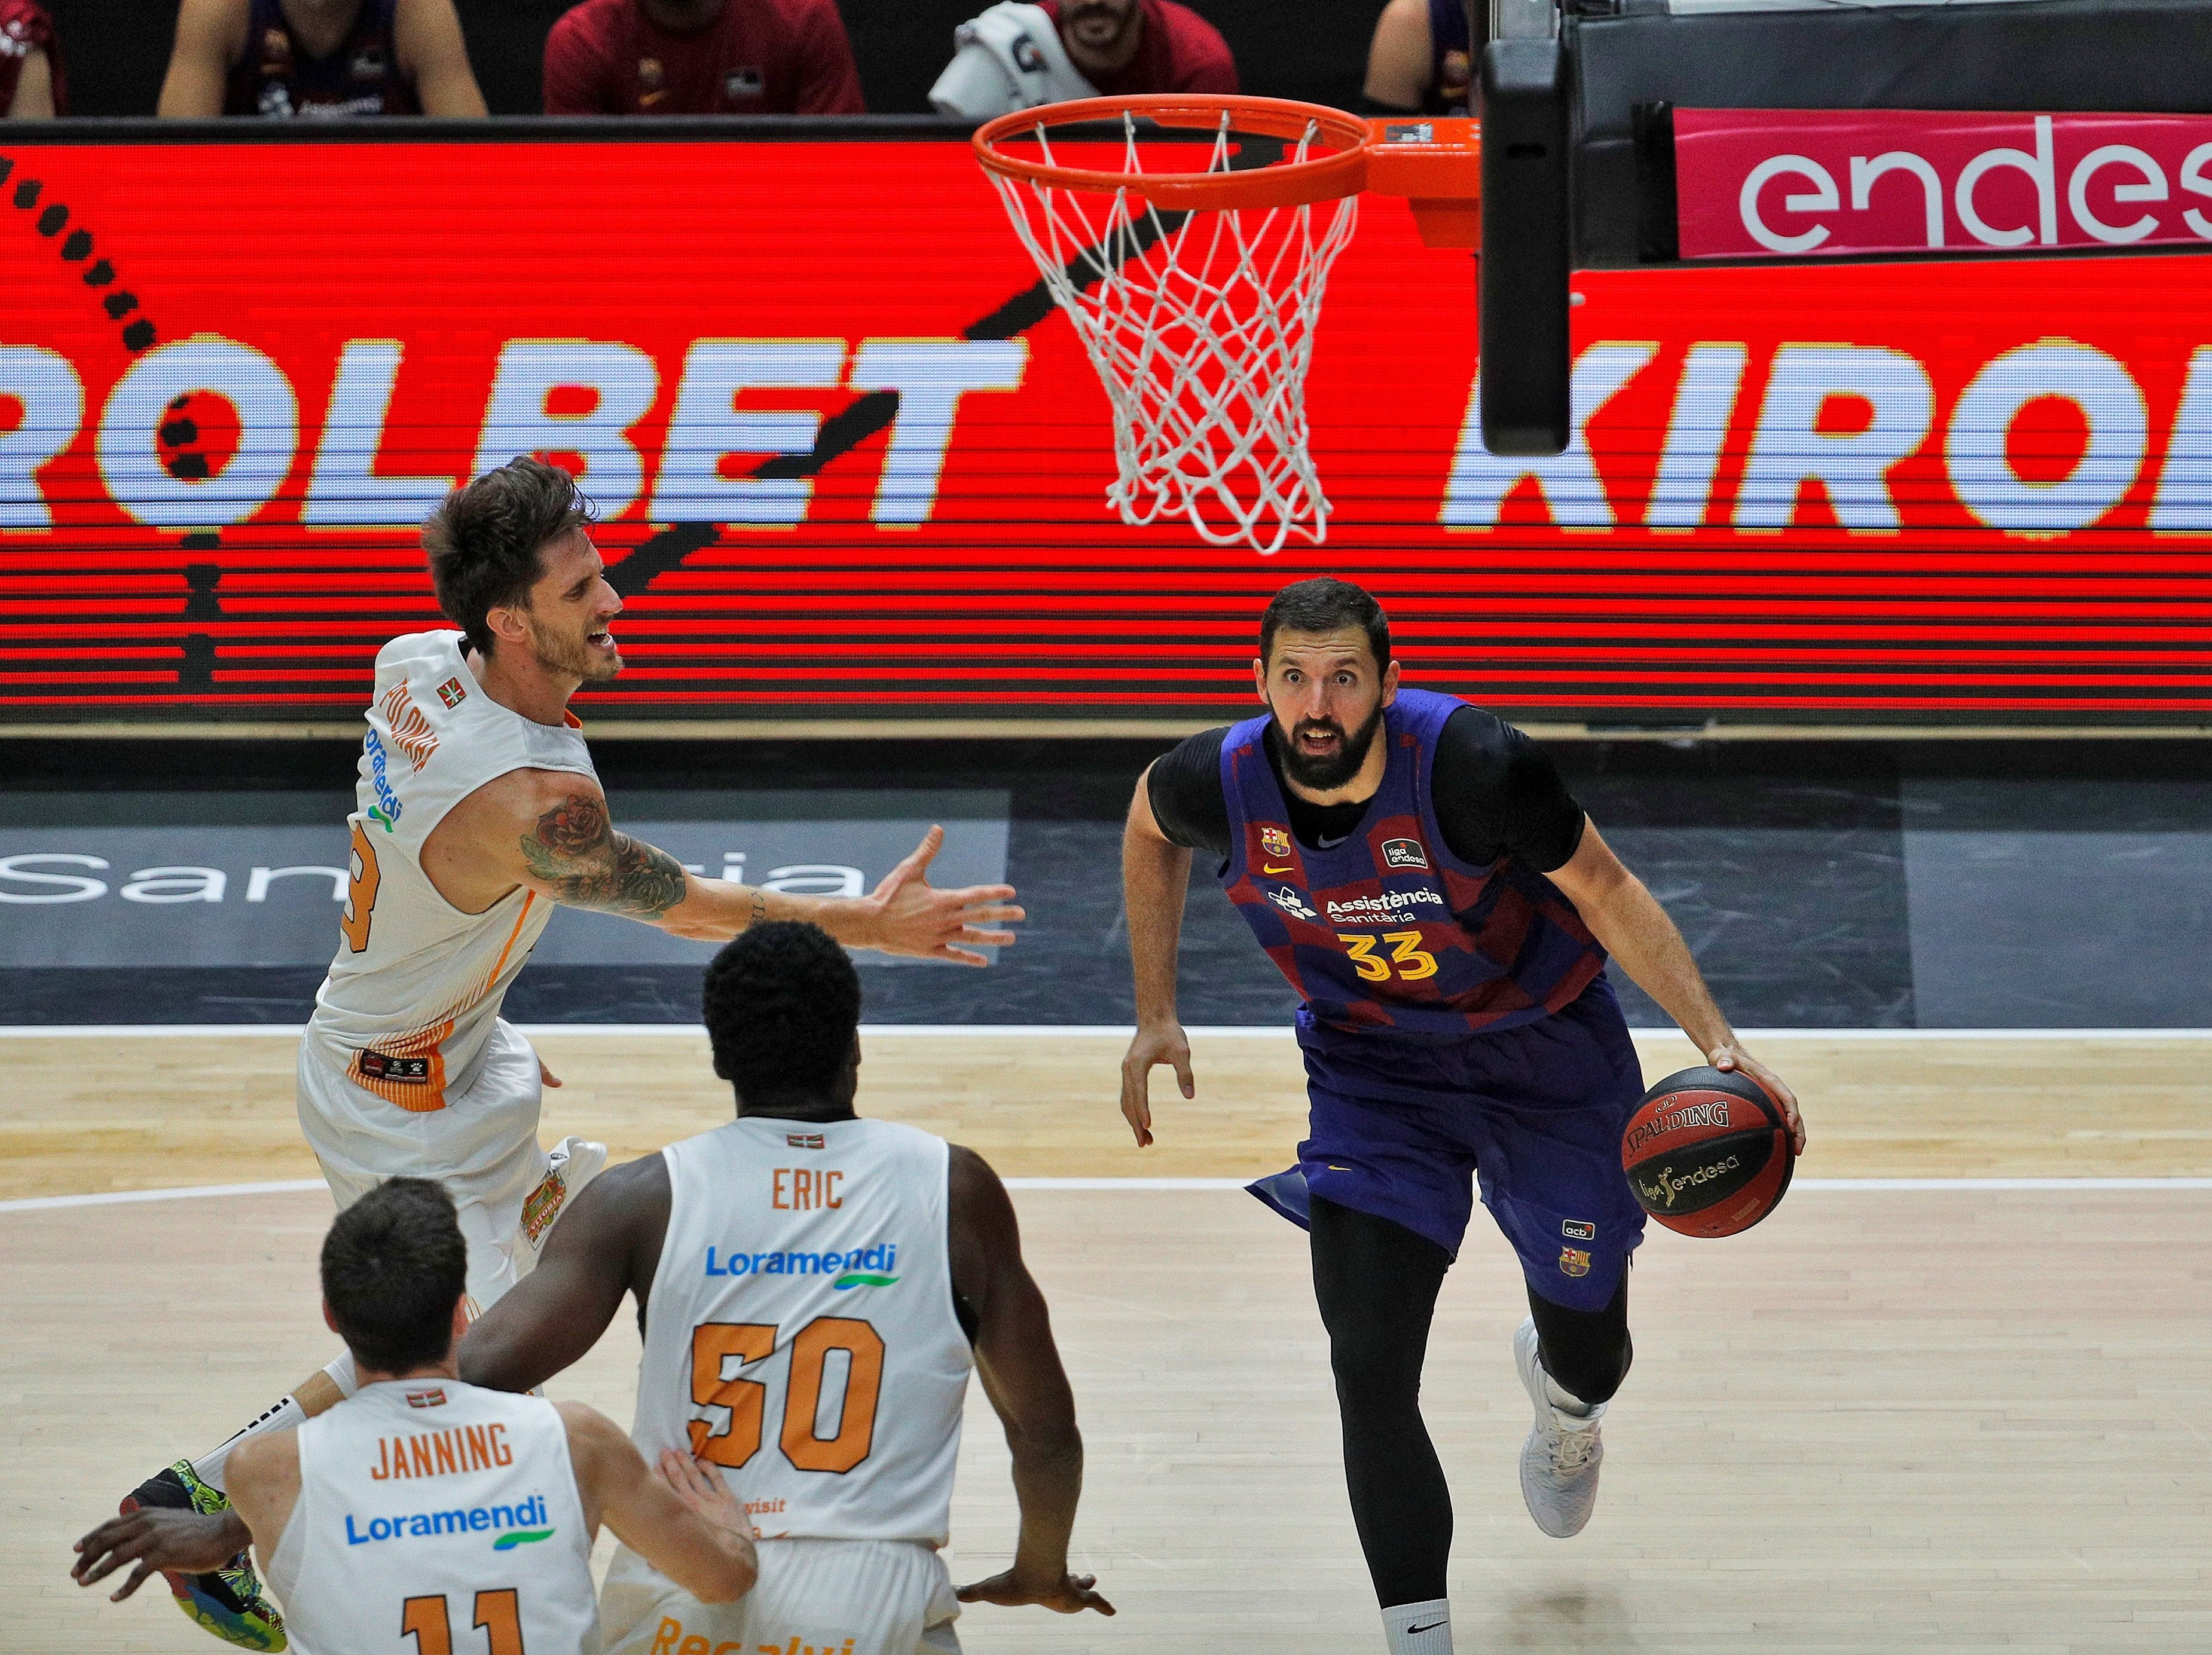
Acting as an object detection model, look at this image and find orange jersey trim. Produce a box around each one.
[347,893,540,1113]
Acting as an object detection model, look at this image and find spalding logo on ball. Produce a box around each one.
[1621,1066,1794,1238]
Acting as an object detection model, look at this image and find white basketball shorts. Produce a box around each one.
[598,1538,962,1655]
[295,1016,550,1313]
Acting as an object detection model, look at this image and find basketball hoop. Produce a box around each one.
[976,96,1479,555]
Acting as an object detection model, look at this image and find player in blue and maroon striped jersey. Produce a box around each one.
[1121,577,1805,1655]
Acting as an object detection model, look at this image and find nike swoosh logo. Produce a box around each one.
[1316,834,1351,849]
[1262,863,1295,874]
[638,89,668,105]
[1407,1622,1446,1636]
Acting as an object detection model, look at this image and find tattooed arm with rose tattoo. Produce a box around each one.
[421,770,1022,964]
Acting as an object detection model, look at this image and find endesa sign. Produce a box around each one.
[1677,108,2212,259]
[2,133,2210,721]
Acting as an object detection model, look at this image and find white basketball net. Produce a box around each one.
[985,110,1359,555]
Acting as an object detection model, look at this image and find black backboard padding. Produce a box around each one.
[1479,36,1574,456]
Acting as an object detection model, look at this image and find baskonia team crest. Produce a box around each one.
[1260,825,1293,859]
[521,1167,569,1244]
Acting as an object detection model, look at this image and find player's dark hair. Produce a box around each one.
[320,1176,468,1375]
[1260,577,1392,671]
[703,921,863,1105]
[421,457,596,657]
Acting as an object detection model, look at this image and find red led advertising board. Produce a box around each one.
[1,131,2208,723]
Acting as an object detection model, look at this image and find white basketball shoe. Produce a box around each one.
[1514,1316,1606,1538]
[518,1136,607,1268]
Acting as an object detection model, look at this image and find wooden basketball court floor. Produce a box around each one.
[5,1026,2208,1654]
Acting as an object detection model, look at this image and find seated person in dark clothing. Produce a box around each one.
[1,0,65,118]
[158,0,487,118]
[1364,0,1472,116]
[542,0,864,115]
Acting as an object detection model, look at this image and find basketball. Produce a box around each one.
[1621,1067,1795,1238]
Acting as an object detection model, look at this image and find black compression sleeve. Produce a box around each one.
[1143,727,1233,858]
[1429,706,1587,871]
[1309,1196,1455,1607]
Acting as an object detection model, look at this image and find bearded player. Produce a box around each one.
[115,457,1023,1651]
[1120,578,1804,1655]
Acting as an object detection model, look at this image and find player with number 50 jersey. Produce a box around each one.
[459,922,1114,1655]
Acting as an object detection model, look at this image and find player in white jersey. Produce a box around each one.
[75,1178,757,1655]
[457,921,1115,1654]
[115,457,1025,1651]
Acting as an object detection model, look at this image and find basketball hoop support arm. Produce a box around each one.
[1362,118,1484,250]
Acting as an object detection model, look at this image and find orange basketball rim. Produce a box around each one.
[974,95,1480,555]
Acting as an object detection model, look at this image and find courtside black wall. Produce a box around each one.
[52,0,1372,118]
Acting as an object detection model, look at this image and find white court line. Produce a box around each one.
[5,1025,2212,1041]
[0,1179,329,1213]
[5,1174,2208,1216]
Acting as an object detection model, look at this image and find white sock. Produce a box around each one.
[1383,1598,1452,1655]
[190,1395,304,1494]
[191,1355,361,1493]
[322,1350,362,1400]
[1545,1375,1596,1417]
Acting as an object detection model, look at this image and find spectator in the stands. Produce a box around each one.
[1363,0,1472,115]
[930,0,1234,119]
[1,0,65,117]
[158,0,487,117]
[543,0,864,115]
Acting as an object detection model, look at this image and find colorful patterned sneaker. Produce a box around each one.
[121,1462,287,1651]
[1513,1317,1606,1538]
[520,1136,607,1262]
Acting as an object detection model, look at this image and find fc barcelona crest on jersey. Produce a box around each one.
[1260,825,1293,859]
[1559,1246,1591,1278]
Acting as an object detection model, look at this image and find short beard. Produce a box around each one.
[1064,0,1135,45]
[1276,701,1385,792]
[525,618,622,684]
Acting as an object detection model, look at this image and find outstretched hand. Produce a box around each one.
[956,1566,1116,1616]
[1708,1043,1806,1154]
[72,1505,246,1602]
[861,825,1025,966]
